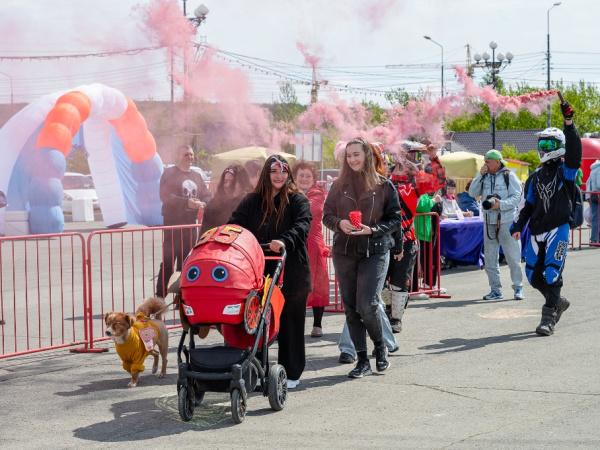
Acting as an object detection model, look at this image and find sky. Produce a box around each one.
[0,0,598,107]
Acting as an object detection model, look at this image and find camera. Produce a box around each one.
[482,194,500,210]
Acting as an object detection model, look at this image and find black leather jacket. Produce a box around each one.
[323,175,401,256]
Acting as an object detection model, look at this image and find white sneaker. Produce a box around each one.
[286,379,300,389]
[409,293,429,300]
[424,284,447,294]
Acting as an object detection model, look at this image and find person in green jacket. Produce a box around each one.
[415,191,443,292]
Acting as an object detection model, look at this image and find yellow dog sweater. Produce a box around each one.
[114,313,160,375]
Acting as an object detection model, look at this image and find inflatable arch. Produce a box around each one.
[0,83,164,234]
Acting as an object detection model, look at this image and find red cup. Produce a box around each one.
[349,211,362,229]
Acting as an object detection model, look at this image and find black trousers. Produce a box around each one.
[277,291,308,380]
[388,240,418,291]
[156,227,197,298]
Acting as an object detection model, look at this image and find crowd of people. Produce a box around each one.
[155,100,583,383]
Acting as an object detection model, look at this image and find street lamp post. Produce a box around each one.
[0,71,14,117]
[424,36,444,98]
[547,2,561,127]
[473,41,514,149]
[172,1,208,158]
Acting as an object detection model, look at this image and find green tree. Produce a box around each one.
[501,144,540,174]
[385,87,425,106]
[273,83,305,123]
[65,149,90,174]
[361,100,386,124]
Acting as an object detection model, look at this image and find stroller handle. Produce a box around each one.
[259,243,287,262]
[260,243,286,287]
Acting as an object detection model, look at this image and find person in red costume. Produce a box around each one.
[387,140,446,332]
[292,160,330,338]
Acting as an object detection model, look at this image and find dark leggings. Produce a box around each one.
[277,291,308,380]
[312,306,324,328]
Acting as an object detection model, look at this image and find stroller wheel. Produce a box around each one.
[178,385,195,422]
[243,290,261,335]
[230,388,246,424]
[268,364,287,411]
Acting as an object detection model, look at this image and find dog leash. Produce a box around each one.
[149,301,174,320]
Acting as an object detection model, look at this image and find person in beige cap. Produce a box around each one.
[469,149,524,300]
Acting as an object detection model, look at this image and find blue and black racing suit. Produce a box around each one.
[511,122,582,309]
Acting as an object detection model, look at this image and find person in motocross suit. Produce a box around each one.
[387,141,446,333]
[511,101,582,336]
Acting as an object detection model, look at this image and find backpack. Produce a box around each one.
[557,168,584,230]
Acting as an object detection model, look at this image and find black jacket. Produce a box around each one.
[228,192,313,297]
[323,175,401,256]
[513,123,582,235]
[159,166,212,226]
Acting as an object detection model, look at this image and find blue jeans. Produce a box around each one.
[338,252,397,357]
[591,202,599,244]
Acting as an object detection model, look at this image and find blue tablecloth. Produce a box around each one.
[440,217,484,266]
[440,217,530,267]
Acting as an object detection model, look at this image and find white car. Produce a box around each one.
[61,172,100,213]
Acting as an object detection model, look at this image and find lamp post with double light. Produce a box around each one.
[473,41,514,149]
[423,36,444,98]
[170,2,209,161]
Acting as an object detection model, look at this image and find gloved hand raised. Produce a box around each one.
[561,101,574,120]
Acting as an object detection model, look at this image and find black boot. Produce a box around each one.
[555,296,570,324]
[536,306,556,336]
[374,344,390,372]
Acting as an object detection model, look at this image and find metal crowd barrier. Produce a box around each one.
[1,212,447,358]
[82,224,199,351]
[571,190,599,250]
[0,232,88,359]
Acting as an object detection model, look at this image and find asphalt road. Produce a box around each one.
[0,223,599,448]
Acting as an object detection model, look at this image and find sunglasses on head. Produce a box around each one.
[538,139,560,151]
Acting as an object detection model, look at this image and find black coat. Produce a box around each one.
[228,191,313,297]
[323,175,401,256]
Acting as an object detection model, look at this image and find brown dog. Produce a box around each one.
[105,297,169,387]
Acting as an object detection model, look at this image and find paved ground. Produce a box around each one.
[1,224,599,448]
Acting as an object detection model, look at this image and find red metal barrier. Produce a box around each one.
[0,232,88,359]
[82,224,200,350]
[413,212,449,299]
[570,190,599,250]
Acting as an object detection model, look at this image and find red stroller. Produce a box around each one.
[177,224,287,424]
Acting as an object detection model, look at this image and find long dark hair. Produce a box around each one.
[337,138,382,192]
[215,164,252,200]
[253,155,303,230]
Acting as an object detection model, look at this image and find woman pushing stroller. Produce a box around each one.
[228,155,312,389]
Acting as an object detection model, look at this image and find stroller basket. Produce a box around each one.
[189,346,249,373]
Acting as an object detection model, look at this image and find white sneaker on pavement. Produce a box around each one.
[286,379,300,389]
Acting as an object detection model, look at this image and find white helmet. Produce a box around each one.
[537,127,566,163]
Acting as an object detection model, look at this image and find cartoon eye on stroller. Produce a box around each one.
[177,224,287,424]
